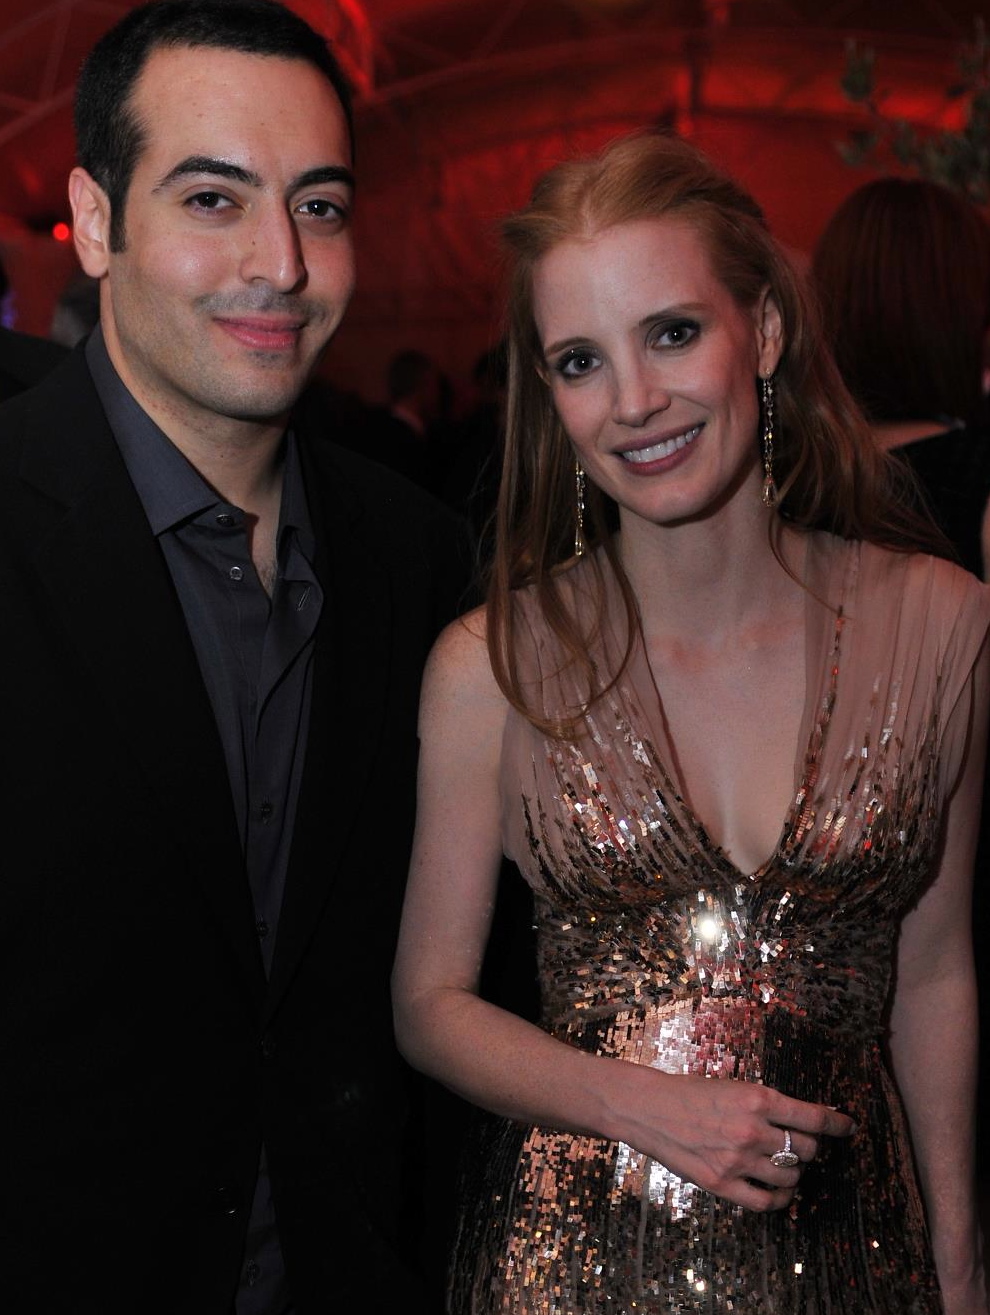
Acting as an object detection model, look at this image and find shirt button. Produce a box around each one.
[216,512,236,528]
[228,565,244,582]
[213,1185,241,1216]
[245,1260,261,1286]
[259,798,273,823]
[256,919,269,940]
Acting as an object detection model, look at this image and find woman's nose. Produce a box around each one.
[611,360,670,427]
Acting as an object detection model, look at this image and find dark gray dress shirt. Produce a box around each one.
[87,328,322,1315]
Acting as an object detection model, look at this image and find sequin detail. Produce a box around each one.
[451,538,987,1315]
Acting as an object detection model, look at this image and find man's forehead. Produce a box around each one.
[131,42,347,120]
[129,45,352,173]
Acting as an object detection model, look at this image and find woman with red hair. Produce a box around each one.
[394,133,990,1314]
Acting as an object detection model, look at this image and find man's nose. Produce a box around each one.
[240,205,306,292]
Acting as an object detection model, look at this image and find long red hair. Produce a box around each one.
[487,132,937,736]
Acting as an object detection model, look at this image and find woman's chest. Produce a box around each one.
[642,623,806,876]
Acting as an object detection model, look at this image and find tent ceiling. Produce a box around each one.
[0,0,983,226]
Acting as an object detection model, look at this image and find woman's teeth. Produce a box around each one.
[621,424,701,464]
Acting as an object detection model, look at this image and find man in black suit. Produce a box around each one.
[0,2,465,1311]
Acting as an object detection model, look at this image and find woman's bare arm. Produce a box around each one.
[889,642,990,1314]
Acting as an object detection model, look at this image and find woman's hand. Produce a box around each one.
[601,1062,856,1212]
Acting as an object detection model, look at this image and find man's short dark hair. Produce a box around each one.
[74,0,354,253]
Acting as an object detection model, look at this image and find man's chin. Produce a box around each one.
[205,372,313,427]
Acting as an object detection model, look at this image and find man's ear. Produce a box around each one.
[755,287,784,377]
[68,168,114,278]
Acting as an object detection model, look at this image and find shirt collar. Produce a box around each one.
[87,326,219,535]
[278,423,310,549]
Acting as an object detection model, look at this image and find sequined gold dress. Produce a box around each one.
[449,533,990,1315]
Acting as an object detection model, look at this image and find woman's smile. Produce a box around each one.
[619,422,704,465]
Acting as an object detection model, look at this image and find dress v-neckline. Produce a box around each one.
[622,533,856,882]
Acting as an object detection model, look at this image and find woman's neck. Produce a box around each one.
[616,506,807,646]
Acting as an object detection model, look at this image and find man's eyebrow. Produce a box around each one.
[154,157,261,191]
[153,158,356,194]
[290,165,356,193]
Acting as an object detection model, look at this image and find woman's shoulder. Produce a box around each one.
[429,604,491,679]
[444,556,618,730]
[424,606,509,721]
[806,530,989,641]
[855,538,989,607]
[513,550,615,624]
[847,539,990,665]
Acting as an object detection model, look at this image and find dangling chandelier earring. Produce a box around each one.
[761,372,778,509]
[574,460,586,558]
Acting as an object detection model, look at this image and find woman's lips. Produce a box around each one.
[620,423,703,464]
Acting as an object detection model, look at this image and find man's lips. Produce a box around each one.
[619,423,703,464]
[215,317,305,351]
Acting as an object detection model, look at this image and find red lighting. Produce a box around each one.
[52,221,71,242]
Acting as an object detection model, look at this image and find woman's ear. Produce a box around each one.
[755,287,784,377]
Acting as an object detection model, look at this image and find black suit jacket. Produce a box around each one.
[0,347,469,1313]
[0,324,69,400]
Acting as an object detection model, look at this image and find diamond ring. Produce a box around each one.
[770,1128,800,1169]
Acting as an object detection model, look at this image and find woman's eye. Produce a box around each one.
[555,349,600,379]
[653,321,698,348]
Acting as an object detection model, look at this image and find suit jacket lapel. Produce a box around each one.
[265,439,393,1014]
[17,355,266,1010]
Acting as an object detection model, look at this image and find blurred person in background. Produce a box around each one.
[812,176,990,579]
[442,341,508,549]
[0,255,67,399]
[50,269,101,346]
[360,347,447,490]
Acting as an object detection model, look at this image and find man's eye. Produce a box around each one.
[186,192,230,211]
[296,198,346,221]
